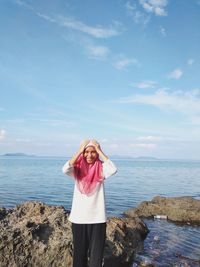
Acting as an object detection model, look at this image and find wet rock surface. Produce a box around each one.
[0,201,148,267]
[124,196,200,225]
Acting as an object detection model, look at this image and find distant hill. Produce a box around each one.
[110,155,133,159]
[2,153,35,157]
[110,155,158,160]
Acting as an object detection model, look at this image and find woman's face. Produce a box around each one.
[83,146,98,164]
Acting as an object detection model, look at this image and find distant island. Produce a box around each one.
[110,155,158,160]
[2,153,36,157]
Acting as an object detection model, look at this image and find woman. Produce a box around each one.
[62,139,117,267]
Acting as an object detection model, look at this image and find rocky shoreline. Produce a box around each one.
[0,196,200,267]
[0,201,148,267]
[124,196,200,225]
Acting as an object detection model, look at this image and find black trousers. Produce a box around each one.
[72,222,106,267]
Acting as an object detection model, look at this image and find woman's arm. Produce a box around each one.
[62,140,90,175]
[91,140,109,162]
[62,160,74,176]
[91,140,117,178]
[69,140,90,166]
[103,159,117,178]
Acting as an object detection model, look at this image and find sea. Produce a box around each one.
[0,156,200,267]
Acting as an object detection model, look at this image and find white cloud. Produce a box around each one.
[139,0,168,16]
[109,143,120,149]
[56,16,121,38]
[187,58,194,65]
[132,80,157,89]
[137,136,162,141]
[0,130,6,141]
[125,0,168,25]
[1,119,25,124]
[114,58,139,70]
[126,1,136,11]
[188,116,200,125]
[130,136,162,150]
[36,12,56,23]
[159,26,166,36]
[15,138,33,143]
[15,0,30,7]
[101,138,109,143]
[36,119,76,128]
[130,143,156,148]
[117,88,200,122]
[86,45,109,60]
[36,12,120,39]
[15,1,121,39]
[15,0,24,5]
[63,33,110,61]
[168,68,183,79]
[125,1,150,24]
[15,0,35,11]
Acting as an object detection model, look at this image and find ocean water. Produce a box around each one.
[0,156,200,266]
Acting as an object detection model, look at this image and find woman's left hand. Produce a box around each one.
[91,140,101,153]
[91,139,108,162]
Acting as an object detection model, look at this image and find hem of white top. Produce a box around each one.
[68,219,107,224]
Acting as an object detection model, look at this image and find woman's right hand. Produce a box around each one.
[79,139,90,153]
[69,140,90,166]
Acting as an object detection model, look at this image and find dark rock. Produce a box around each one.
[104,216,149,267]
[0,201,149,267]
[0,207,7,220]
[124,196,200,225]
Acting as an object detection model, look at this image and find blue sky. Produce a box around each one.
[1,0,200,159]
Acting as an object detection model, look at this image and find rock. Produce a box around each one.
[124,196,200,225]
[0,207,7,220]
[0,201,149,267]
[0,201,72,267]
[134,255,156,267]
[104,216,149,267]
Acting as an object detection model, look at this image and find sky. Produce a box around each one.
[1,0,200,159]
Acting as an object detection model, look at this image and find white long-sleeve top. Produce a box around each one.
[62,159,117,224]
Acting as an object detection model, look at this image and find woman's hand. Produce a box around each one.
[79,139,90,153]
[69,140,90,166]
[91,140,101,153]
[90,140,108,162]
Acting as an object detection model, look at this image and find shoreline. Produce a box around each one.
[0,201,148,267]
[1,196,200,266]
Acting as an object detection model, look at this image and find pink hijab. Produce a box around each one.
[73,147,103,194]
